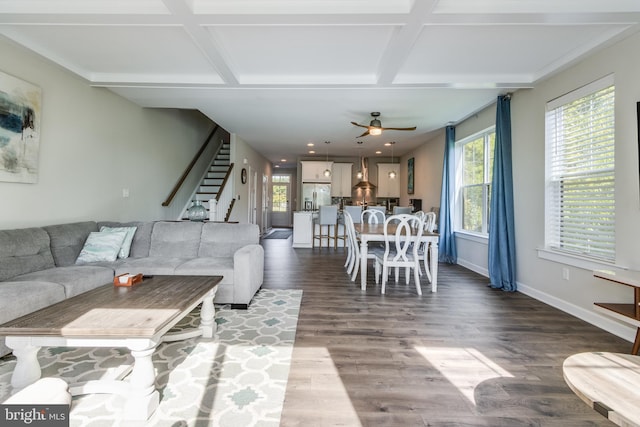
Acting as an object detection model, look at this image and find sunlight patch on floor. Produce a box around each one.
[415,346,513,405]
[288,346,362,426]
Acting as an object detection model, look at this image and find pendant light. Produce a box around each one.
[323,141,331,178]
[388,141,396,179]
[356,141,363,179]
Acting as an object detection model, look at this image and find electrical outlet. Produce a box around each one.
[122,188,130,198]
[562,267,570,281]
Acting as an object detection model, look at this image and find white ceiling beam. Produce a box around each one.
[4,10,638,27]
[425,12,640,26]
[376,0,437,85]
[161,0,238,85]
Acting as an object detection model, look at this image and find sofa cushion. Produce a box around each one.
[174,257,234,285]
[43,222,98,267]
[114,257,191,276]
[0,281,67,325]
[0,227,55,281]
[13,266,114,298]
[99,226,137,258]
[75,231,128,264]
[149,222,202,258]
[97,221,154,258]
[198,223,259,257]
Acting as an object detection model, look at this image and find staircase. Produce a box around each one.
[183,142,233,220]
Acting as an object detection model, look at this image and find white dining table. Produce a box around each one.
[355,223,439,292]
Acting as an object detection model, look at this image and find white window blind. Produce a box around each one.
[545,76,615,261]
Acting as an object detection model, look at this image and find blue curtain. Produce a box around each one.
[438,125,457,263]
[488,95,516,291]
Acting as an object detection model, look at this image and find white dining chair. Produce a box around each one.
[342,206,363,268]
[313,205,338,248]
[344,211,379,282]
[417,211,437,281]
[367,206,387,215]
[372,214,424,295]
[413,210,426,222]
[361,209,385,224]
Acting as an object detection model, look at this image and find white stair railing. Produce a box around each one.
[210,177,234,221]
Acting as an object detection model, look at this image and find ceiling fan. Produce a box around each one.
[351,112,416,138]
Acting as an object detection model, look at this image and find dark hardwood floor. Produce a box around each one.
[260,233,628,426]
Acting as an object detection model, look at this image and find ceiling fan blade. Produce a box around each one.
[351,121,369,129]
[381,126,417,131]
[356,130,370,138]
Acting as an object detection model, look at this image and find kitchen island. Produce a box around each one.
[292,211,314,248]
[292,210,346,249]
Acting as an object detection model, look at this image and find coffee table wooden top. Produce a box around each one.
[563,351,640,427]
[0,275,222,339]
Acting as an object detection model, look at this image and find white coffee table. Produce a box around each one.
[0,275,221,420]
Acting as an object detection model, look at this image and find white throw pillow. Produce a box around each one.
[100,226,137,258]
[75,231,128,264]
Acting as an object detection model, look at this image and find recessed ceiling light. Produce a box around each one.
[375,150,382,154]
[307,143,314,147]
[309,150,315,154]
[275,164,280,168]
[280,158,286,162]
[384,142,392,146]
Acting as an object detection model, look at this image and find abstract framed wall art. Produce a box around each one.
[0,71,41,183]
[407,157,414,194]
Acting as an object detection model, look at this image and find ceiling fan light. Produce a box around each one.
[356,170,363,179]
[388,170,396,179]
[369,127,382,136]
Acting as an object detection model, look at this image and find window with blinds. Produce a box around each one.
[545,75,615,262]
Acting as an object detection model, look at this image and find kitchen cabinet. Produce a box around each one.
[377,163,400,197]
[331,163,353,197]
[301,161,333,183]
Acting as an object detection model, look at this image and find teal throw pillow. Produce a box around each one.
[75,230,128,264]
[100,226,137,258]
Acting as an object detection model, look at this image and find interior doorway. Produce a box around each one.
[262,174,270,233]
[271,174,292,227]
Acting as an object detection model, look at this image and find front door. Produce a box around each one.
[271,175,291,227]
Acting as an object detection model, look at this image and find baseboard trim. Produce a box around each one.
[516,281,636,344]
[456,259,488,278]
[455,257,636,345]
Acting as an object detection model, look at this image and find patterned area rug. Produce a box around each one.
[0,289,302,427]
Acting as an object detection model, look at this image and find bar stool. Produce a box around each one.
[393,206,412,215]
[313,205,338,248]
[343,206,363,224]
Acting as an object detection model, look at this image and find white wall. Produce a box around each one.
[510,31,640,343]
[0,37,214,229]
[229,134,272,228]
[449,31,640,343]
[399,129,446,211]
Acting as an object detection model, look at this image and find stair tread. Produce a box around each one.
[182,144,234,222]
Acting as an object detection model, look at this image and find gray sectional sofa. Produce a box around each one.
[0,220,264,356]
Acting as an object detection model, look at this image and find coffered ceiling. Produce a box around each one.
[1,0,639,167]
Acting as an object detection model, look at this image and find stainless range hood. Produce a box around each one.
[353,157,376,189]
[353,180,376,189]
